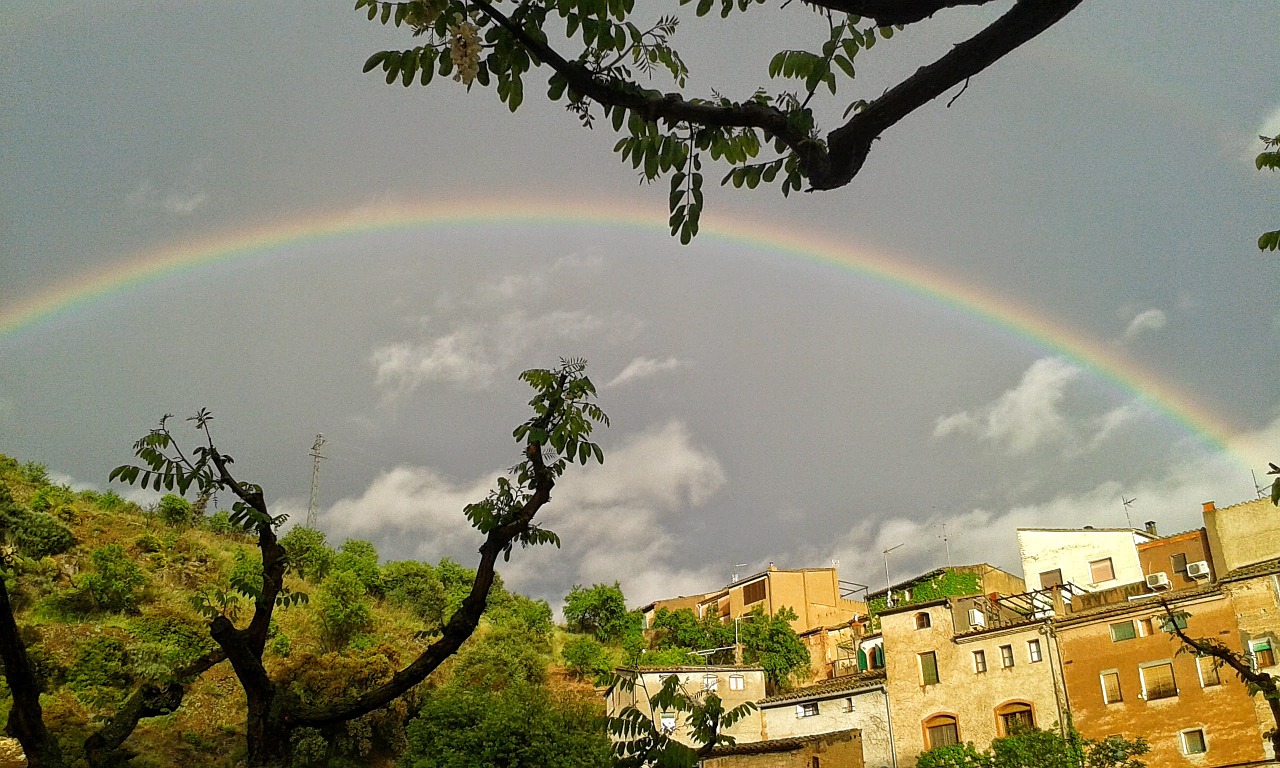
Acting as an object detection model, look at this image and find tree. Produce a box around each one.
[737,606,810,691]
[279,526,336,582]
[562,635,612,680]
[1259,136,1280,251]
[563,582,636,642]
[106,359,608,766]
[358,0,1083,241]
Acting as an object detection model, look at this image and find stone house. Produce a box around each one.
[756,671,894,768]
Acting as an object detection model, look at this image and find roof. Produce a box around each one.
[706,728,860,757]
[758,671,887,704]
[1018,527,1157,540]
[867,563,1013,600]
[875,597,949,617]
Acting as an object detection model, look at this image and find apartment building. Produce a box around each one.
[1054,586,1266,765]
[692,565,867,635]
[879,592,1067,765]
[606,665,767,747]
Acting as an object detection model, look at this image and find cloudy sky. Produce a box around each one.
[2,2,1278,610]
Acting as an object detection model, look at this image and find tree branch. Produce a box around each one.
[815,0,1083,189]
[803,0,993,26]
[470,0,825,166]
[83,650,226,768]
[0,572,62,768]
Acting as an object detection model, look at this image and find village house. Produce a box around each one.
[605,665,768,748]
[878,586,1069,765]
[755,671,894,768]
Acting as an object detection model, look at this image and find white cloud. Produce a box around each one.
[933,357,1080,454]
[315,420,729,608]
[370,309,623,398]
[829,417,1279,585]
[1119,308,1167,344]
[607,356,684,387]
[124,162,211,217]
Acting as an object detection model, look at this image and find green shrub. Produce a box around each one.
[382,560,445,627]
[332,539,383,596]
[157,493,194,526]
[67,636,133,706]
[449,625,547,691]
[562,636,611,681]
[206,510,242,536]
[314,570,373,652]
[280,526,335,582]
[9,510,75,559]
[29,484,74,513]
[80,543,148,612]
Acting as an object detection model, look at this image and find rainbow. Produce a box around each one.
[0,198,1244,459]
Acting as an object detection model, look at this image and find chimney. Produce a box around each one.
[1144,520,1158,535]
[1202,501,1215,513]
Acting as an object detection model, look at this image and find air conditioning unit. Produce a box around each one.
[967,608,986,628]
[1186,561,1211,580]
[1145,572,1171,590]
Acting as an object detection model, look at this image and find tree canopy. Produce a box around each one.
[359,0,1083,241]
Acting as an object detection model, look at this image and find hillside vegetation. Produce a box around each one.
[0,453,608,768]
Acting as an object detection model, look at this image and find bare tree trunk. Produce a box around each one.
[0,576,63,768]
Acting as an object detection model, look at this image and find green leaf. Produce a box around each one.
[1260,230,1280,251]
[695,0,714,17]
[833,53,855,79]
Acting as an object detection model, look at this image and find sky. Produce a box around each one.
[2,2,1278,612]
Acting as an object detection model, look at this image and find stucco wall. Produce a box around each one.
[607,667,768,746]
[1056,592,1265,766]
[761,687,893,768]
[881,602,1064,766]
[1204,498,1280,573]
[1221,571,1280,760]
[1017,529,1146,591]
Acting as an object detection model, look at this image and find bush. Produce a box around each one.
[280,526,335,582]
[314,570,373,652]
[6,509,75,559]
[67,636,133,706]
[206,509,242,536]
[332,539,383,596]
[79,543,148,612]
[382,560,445,627]
[403,684,610,768]
[562,636,612,681]
[157,493,194,526]
[449,625,548,691]
[29,484,73,514]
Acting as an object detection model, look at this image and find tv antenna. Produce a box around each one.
[1121,496,1137,529]
[306,434,327,529]
[936,523,953,567]
[731,563,747,583]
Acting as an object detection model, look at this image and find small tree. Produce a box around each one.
[314,570,374,652]
[737,606,811,691]
[563,582,636,643]
[156,493,194,526]
[107,358,608,766]
[80,544,148,613]
[563,635,612,680]
[608,671,757,768]
[279,526,334,581]
[915,728,1148,768]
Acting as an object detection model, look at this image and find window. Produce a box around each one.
[1027,639,1043,663]
[842,697,855,713]
[728,674,745,691]
[1090,557,1116,583]
[1039,569,1063,588]
[796,702,818,718]
[920,652,940,685]
[1196,656,1221,687]
[973,650,987,673]
[702,674,718,692]
[741,579,766,605]
[1171,553,1189,576]
[660,712,676,734]
[1141,662,1177,701]
[1110,621,1136,642]
[1252,640,1276,669]
[995,702,1034,735]
[1181,729,1207,755]
[1160,614,1188,633]
[811,758,820,768]
[915,612,932,629]
[999,645,1014,668]
[1138,618,1154,637]
[1100,671,1122,703]
[924,715,960,749]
